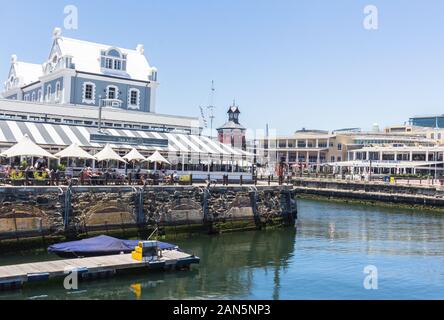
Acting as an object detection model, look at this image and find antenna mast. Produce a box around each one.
[207,80,216,139]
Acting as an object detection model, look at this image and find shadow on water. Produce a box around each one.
[0,228,297,300]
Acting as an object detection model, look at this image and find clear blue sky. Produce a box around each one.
[1,0,444,135]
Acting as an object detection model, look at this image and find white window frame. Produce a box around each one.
[37,89,42,102]
[114,60,121,70]
[102,48,126,71]
[105,58,113,69]
[128,88,140,110]
[55,81,61,102]
[106,85,119,100]
[82,81,96,104]
[31,92,36,102]
[46,85,52,102]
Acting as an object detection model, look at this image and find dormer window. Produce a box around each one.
[106,58,113,69]
[101,48,127,72]
[114,60,121,70]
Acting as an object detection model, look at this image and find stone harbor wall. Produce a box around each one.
[0,187,64,239]
[71,187,137,232]
[142,188,204,225]
[0,186,297,249]
[293,178,444,206]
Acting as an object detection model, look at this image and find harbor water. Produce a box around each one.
[1,198,444,299]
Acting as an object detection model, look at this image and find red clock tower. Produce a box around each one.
[217,101,246,150]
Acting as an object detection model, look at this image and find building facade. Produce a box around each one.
[2,28,158,113]
[217,103,246,150]
[409,115,444,129]
[259,128,436,173]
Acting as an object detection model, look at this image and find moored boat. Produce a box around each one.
[48,235,178,258]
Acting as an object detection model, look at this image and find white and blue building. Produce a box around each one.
[0,28,253,180]
[2,28,158,113]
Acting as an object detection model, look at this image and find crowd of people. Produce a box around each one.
[0,159,64,185]
[0,159,182,186]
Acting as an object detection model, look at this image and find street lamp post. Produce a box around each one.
[98,95,103,133]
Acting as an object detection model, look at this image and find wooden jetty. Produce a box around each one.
[0,250,200,291]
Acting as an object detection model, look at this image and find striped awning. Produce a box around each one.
[0,120,252,158]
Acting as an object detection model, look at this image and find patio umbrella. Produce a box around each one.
[95,144,126,163]
[123,148,146,162]
[1,134,56,159]
[123,148,146,176]
[55,143,96,160]
[146,150,170,171]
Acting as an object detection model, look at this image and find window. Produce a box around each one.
[114,60,121,70]
[337,143,342,151]
[106,86,118,99]
[108,87,116,99]
[128,88,140,109]
[37,90,42,102]
[82,82,96,104]
[46,85,52,102]
[85,85,93,99]
[106,58,113,69]
[31,92,36,102]
[331,156,335,162]
[101,48,127,71]
[278,140,287,148]
[55,82,61,101]
[130,90,137,105]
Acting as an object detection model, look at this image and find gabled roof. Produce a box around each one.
[55,37,153,82]
[10,61,42,87]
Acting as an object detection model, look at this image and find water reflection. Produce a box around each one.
[0,229,296,300]
[297,200,444,257]
[3,199,444,299]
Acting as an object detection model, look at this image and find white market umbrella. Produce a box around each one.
[147,151,170,164]
[123,148,146,176]
[146,150,170,171]
[1,134,56,159]
[123,148,146,162]
[95,144,126,163]
[55,143,96,160]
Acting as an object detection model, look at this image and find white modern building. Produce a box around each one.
[328,144,444,176]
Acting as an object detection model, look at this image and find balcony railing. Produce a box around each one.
[101,99,123,108]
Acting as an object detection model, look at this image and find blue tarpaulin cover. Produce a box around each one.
[48,235,178,257]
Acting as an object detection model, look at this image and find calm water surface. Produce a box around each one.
[1,199,444,300]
